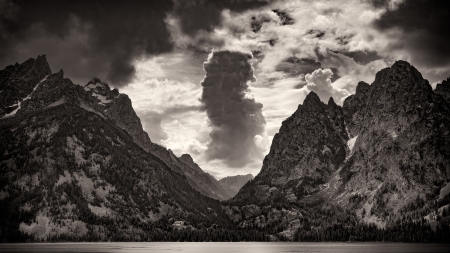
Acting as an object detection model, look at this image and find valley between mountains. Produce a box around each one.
[0,56,449,242]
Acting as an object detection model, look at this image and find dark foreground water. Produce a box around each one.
[1,242,449,253]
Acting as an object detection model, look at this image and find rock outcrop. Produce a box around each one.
[435,77,450,105]
[0,55,52,118]
[232,60,450,230]
[233,91,349,204]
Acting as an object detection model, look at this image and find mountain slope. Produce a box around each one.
[178,154,232,200]
[231,60,450,239]
[219,174,253,198]
[435,77,450,105]
[233,92,349,204]
[84,78,230,200]
[0,55,51,118]
[0,56,230,242]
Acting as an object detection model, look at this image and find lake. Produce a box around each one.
[1,242,449,253]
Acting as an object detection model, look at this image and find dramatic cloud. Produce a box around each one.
[3,0,446,179]
[275,57,321,78]
[121,57,204,146]
[339,50,383,65]
[0,0,174,87]
[304,68,350,104]
[372,0,450,68]
[200,51,266,168]
[171,0,269,36]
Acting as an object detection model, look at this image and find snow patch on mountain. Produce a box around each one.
[84,82,103,91]
[347,135,358,151]
[1,75,48,119]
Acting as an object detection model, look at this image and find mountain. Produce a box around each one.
[230,61,450,240]
[0,56,237,242]
[86,77,229,201]
[178,154,232,201]
[2,56,449,243]
[0,55,52,118]
[219,174,253,198]
[435,77,450,105]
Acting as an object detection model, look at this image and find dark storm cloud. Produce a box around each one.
[272,9,294,25]
[372,0,450,68]
[340,50,382,65]
[366,0,390,9]
[275,57,321,77]
[172,0,269,36]
[200,51,265,168]
[0,0,174,87]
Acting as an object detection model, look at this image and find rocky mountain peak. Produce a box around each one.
[178,154,206,174]
[84,77,119,103]
[303,91,322,107]
[390,60,422,78]
[55,69,64,78]
[372,60,431,94]
[327,97,337,107]
[180,153,194,164]
[355,81,370,95]
[176,153,233,200]
[235,59,450,222]
[435,77,450,104]
[0,55,52,117]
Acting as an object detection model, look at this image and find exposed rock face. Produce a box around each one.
[105,93,154,149]
[233,91,348,204]
[82,78,229,199]
[233,61,450,228]
[342,81,370,134]
[178,154,232,201]
[435,77,450,105]
[0,55,52,117]
[0,56,227,241]
[219,174,253,198]
[340,61,450,202]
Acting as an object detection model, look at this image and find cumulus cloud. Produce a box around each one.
[305,69,334,93]
[200,51,266,168]
[304,68,350,104]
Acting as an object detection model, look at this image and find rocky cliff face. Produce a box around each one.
[333,61,450,225]
[0,56,229,241]
[219,174,253,198]
[0,55,52,118]
[232,61,450,233]
[233,91,349,204]
[82,77,231,200]
[435,77,450,105]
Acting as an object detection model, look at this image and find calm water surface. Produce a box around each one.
[0,242,449,253]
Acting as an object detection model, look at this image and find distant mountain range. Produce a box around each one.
[219,174,253,198]
[0,56,449,242]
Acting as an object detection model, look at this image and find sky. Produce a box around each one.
[1,0,449,179]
